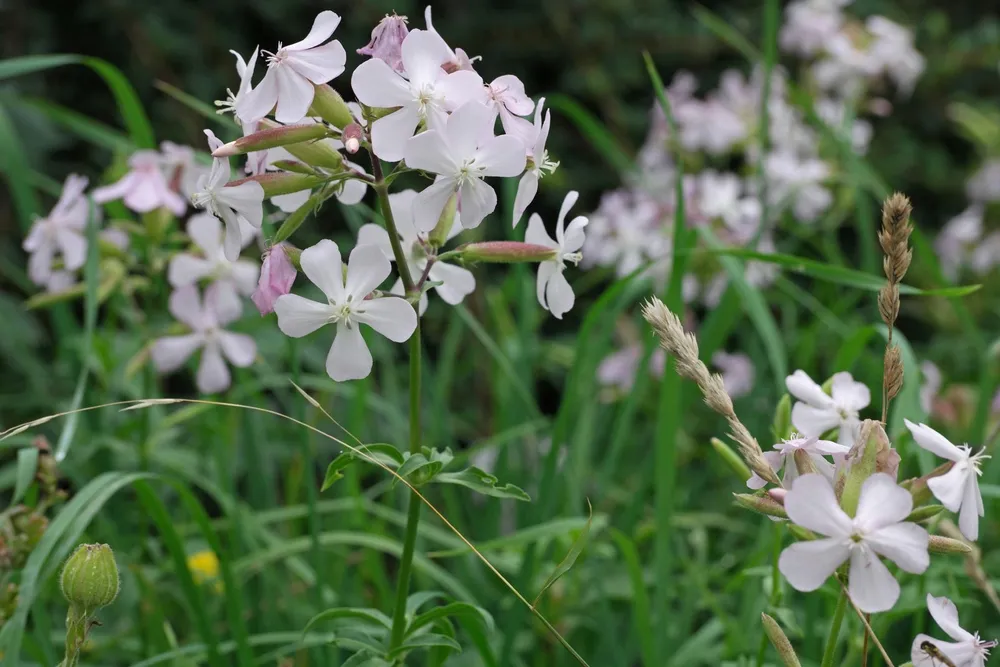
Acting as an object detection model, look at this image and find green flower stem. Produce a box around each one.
[820,590,849,667]
[369,154,415,294]
[61,604,90,667]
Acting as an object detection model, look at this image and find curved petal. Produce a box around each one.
[500,110,536,145]
[196,342,231,394]
[205,281,243,326]
[54,229,87,271]
[512,171,538,227]
[809,439,851,456]
[446,101,496,159]
[831,371,871,411]
[272,189,310,213]
[848,546,899,613]
[400,29,452,86]
[412,178,458,232]
[926,594,974,643]
[867,523,929,573]
[274,294,333,337]
[562,216,588,253]
[536,261,557,312]
[90,174,136,204]
[371,106,421,162]
[404,128,456,175]
[327,323,373,381]
[911,636,976,667]
[356,296,417,342]
[218,331,257,367]
[300,239,345,302]
[458,178,496,229]
[525,212,556,248]
[476,135,527,177]
[236,68,279,124]
[27,242,54,286]
[856,473,913,528]
[168,254,215,287]
[336,177,366,205]
[786,369,834,408]
[230,260,261,295]
[778,538,849,592]
[287,41,346,84]
[351,57,413,108]
[345,244,391,299]
[437,69,487,110]
[187,212,224,256]
[428,261,475,305]
[792,403,841,438]
[274,67,316,124]
[544,268,574,319]
[285,11,341,51]
[958,475,982,541]
[169,285,206,329]
[218,208,244,262]
[905,420,964,462]
[784,473,852,537]
[151,334,203,373]
[356,223,395,261]
[926,463,968,513]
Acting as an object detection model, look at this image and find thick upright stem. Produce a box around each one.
[820,590,848,667]
[369,156,415,294]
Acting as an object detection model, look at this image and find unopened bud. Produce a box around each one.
[767,488,787,505]
[929,535,973,555]
[905,504,945,523]
[357,13,409,74]
[733,493,787,519]
[772,394,792,441]
[61,544,119,611]
[309,84,355,130]
[458,241,557,264]
[342,123,363,154]
[212,123,330,157]
[258,119,344,170]
[428,193,458,248]
[787,524,816,542]
[228,173,325,198]
[761,613,802,667]
[270,160,317,175]
[837,419,893,516]
[252,243,298,316]
[711,437,751,481]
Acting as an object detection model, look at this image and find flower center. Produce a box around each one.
[415,84,438,116]
[562,251,583,266]
[263,45,287,68]
[966,446,991,476]
[191,191,216,209]
[214,89,238,118]
[538,150,560,176]
[456,159,483,185]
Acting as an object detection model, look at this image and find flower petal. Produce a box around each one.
[356,224,395,261]
[783,473,852,537]
[911,636,976,667]
[428,261,476,305]
[187,212,224,256]
[445,101,495,160]
[230,260,261,296]
[237,68,279,124]
[151,334,203,372]
[926,594,974,643]
[458,177,496,229]
[544,267,574,319]
[831,371,871,411]
[54,229,87,272]
[218,331,257,367]
[476,135,527,177]
[525,212,556,248]
[274,67,316,124]
[400,29,451,86]
[867,522,929,574]
[791,403,841,438]
[905,419,965,462]
[786,369,834,407]
[287,41,346,84]
[169,285,206,329]
[413,177,458,232]
[437,70,487,110]
[351,57,413,108]
[168,254,215,287]
[778,538,849,592]
[958,474,982,541]
[274,294,332,337]
[196,342,231,394]
[927,463,968,512]
[536,261,557,314]
[512,171,538,227]
[300,239,345,302]
[371,106,421,162]
[218,209,244,262]
[327,323,373,381]
[855,472,913,528]
[345,244,391,299]
[285,11,341,51]
[848,546,899,613]
[405,127,457,175]
[356,296,417,342]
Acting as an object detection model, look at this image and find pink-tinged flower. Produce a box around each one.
[252,243,297,315]
[92,151,187,216]
[512,97,559,226]
[151,284,257,394]
[160,141,212,198]
[23,174,90,291]
[485,74,534,142]
[746,433,850,490]
[423,6,479,72]
[168,213,260,307]
[357,189,475,315]
[237,11,347,124]
[912,594,997,667]
[191,131,265,261]
[905,420,988,541]
[357,13,409,73]
[405,101,525,231]
[525,191,587,319]
[273,240,417,381]
[786,370,870,446]
[778,473,929,613]
[351,29,484,162]
[597,344,666,392]
[712,351,755,399]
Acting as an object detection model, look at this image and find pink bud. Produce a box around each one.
[357,14,409,74]
[767,488,787,505]
[252,244,297,315]
[342,123,363,154]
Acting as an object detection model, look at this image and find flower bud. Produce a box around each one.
[357,13,409,74]
[227,173,325,198]
[733,493,787,519]
[786,524,816,541]
[309,84,355,130]
[60,544,119,611]
[252,244,298,316]
[929,535,973,555]
[427,192,458,248]
[761,613,802,667]
[836,419,894,516]
[457,241,557,264]
[342,123,363,154]
[258,119,345,170]
[772,394,791,440]
[212,123,330,158]
[905,504,945,524]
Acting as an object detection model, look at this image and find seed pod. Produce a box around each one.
[60,544,119,611]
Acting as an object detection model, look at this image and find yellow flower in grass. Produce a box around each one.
[187,550,223,593]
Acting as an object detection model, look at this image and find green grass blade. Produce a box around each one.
[11,447,39,506]
[16,97,133,152]
[0,103,41,230]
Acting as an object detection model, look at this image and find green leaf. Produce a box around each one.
[303,607,393,634]
[706,248,981,297]
[396,448,453,486]
[0,103,40,230]
[11,447,39,506]
[321,443,405,491]
[384,633,463,661]
[433,466,530,501]
[405,591,448,618]
[406,602,495,638]
[532,501,594,606]
[340,651,390,667]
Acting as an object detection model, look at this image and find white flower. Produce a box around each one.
[778,473,929,613]
[746,433,850,489]
[92,150,188,216]
[351,29,484,162]
[512,97,559,226]
[357,189,475,314]
[866,16,925,95]
[273,239,418,381]
[525,190,587,319]
[423,6,479,72]
[191,131,265,261]
[786,370,870,446]
[23,174,90,291]
[912,594,997,667]
[485,74,534,141]
[237,11,347,124]
[405,101,525,231]
[905,420,988,541]
[779,0,847,57]
[168,213,260,307]
[151,284,257,394]
[215,47,259,124]
[159,142,212,198]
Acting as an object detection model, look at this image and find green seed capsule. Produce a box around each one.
[60,544,119,610]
